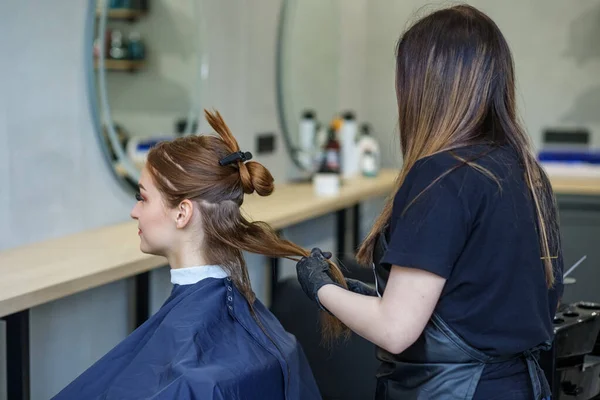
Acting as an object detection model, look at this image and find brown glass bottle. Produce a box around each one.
[320,126,341,173]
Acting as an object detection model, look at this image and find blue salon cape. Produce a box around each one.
[52,277,322,400]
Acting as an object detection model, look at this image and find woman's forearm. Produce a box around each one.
[317,284,416,354]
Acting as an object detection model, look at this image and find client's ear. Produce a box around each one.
[175,199,195,229]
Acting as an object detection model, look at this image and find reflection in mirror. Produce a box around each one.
[89,0,207,189]
[277,0,342,174]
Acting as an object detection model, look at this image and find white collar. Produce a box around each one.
[170,265,229,285]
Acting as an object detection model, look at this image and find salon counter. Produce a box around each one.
[549,174,600,306]
[549,175,600,196]
[2,170,600,318]
[0,170,397,318]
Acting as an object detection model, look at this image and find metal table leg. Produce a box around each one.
[336,209,347,261]
[134,272,150,328]
[269,257,280,307]
[0,273,151,400]
[268,230,283,307]
[3,309,30,400]
[337,204,361,260]
[352,204,361,252]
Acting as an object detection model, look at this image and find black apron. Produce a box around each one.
[372,233,552,400]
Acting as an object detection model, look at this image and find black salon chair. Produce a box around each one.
[541,301,600,399]
[338,256,376,285]
[271,258,379,400]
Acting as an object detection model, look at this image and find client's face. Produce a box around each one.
[130,167,178,256]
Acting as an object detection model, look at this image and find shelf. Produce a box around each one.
[95,59,146,72]
[113,160,145,178]
[96,8,146,21]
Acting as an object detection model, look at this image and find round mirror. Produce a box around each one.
[276,0,342,173]
[87,0,207,190]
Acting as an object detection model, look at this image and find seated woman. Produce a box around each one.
[53,110,347,400]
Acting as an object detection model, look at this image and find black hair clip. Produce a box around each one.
[219,151,253,166]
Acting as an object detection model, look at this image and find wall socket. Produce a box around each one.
[256,133,276,154]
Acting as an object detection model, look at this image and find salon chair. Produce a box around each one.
[271,258,379,400]
[541,301,600,399]
[338,256,376,285]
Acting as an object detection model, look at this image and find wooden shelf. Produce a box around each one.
[95,59,146,72]
[96,8,146,21]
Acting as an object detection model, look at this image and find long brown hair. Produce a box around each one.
[357,4,560,287]
[146,109,349,342]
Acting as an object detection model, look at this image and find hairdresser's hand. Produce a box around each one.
[345,278,378,297]
[296,248,340,311]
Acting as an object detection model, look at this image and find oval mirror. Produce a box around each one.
[276,0,342,174]
[87,0,207,190]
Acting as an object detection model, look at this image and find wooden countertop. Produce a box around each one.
[1,168,598,318]
[0,170,397,318]
[549,175,600,196]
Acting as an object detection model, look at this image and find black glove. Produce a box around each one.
[296,248,340,311]
[345,278,378,297]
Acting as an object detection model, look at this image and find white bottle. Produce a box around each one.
[298,110,317,171]
[339,111,359,179]
[313,121,327,171]
[357,123,380,177]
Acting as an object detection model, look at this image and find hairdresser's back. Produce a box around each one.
[380,142,563,398]
[349,4,565,399]
[386,143,563,356]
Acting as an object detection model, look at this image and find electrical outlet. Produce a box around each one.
[256,133,276,154]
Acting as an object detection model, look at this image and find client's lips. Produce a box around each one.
[138,228,142,235]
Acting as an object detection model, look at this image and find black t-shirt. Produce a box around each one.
[381,144,563,359]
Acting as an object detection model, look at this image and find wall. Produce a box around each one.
[0,0,375,399]
[0,1,132,253]
[365,0,600,168]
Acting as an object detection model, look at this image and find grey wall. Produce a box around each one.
[365,0,600,168]
[0,1,132,252]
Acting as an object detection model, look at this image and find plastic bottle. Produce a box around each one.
[128,31,145,60]
[339,111,359,179]
[298,110,317,171]
[357,123,380,177]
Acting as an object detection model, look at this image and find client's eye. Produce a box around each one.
[135,192,144,201]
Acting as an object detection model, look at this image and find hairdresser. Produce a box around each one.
[295,5,562,400]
